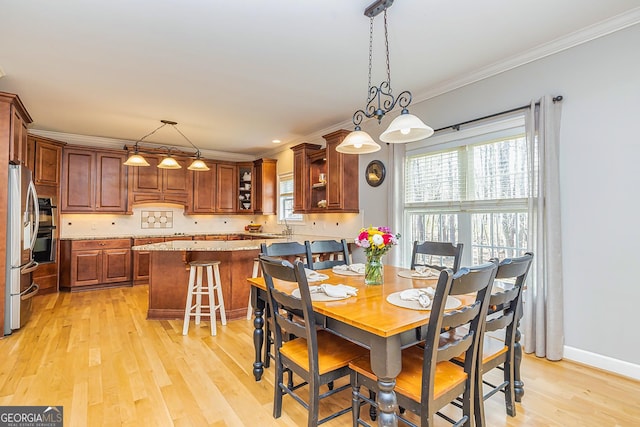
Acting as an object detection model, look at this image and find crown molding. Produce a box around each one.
[413,7,640,104]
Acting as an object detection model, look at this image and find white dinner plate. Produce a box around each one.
[396,269,440,279]
[386,290,461,311]
[291,288,350,301]
[332,265,365,276]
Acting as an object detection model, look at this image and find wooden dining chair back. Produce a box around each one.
[259,255,367,427]
[410,240,464,272]
[474,252,533,425]
[306,239,350,270]
[350,260,498,427]
[259,241,311,368]
[260,241,311,267]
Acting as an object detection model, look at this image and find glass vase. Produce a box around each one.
[365,255,384,286]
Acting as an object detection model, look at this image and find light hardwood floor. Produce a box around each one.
[0,285,638,426]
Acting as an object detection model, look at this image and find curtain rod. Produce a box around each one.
[433,95,563,133]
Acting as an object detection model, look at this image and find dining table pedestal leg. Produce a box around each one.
[376,378,398,427]
[514,324,524,401]
[251,287,265,381]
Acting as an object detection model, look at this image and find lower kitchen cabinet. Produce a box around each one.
[132,237,164,285]
[32,262,59,295]
[59,239,132,291]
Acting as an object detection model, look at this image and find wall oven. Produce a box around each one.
[33,197,57,263]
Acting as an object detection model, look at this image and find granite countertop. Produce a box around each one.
[59,232,284,241]
[131,234,352,251]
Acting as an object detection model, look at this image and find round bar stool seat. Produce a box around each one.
[183,260,227,336]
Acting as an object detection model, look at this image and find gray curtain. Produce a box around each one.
[523,95,564,360]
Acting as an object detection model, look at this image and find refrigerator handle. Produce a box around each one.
[27,180,39,251]
[21,259,40,274]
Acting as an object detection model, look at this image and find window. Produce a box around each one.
[278,173,303,222]
[403,115,533,265]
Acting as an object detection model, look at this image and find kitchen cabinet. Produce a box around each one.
[3,93,32,166]
[291,132,358,213]
[188,160,217,214]
[323,129,359,212]
[27,135,65,188]
[216,163,237,213]
[128,154,190,206]
[32,262,59,295]
[132,237,164,285]
[59,239,132,290]
[291,143,322,213]
[252,158,277,215]
[237,162,253,213]
[61,147,128,213]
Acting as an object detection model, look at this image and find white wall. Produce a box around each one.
[347,24,640,372]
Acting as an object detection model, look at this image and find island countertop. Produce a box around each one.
[132,235,351,251]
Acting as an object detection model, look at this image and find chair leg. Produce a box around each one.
[212,264,227,326]
[273,359,284,419]
[182,265,197,335]
[308,382,320,427]
[504,357,516,416]
[351,371,362,427]
[195,266,203,325]
[369,390,377,421]
[205,265,217,336]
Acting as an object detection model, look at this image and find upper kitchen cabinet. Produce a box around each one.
[61,146,128,213]
[237,162,253,213]
[187,160,217,214]
[1,92,33,166]
[291,133,358,213]
[253,158,277,215]
[27,134,65,189]
[215,162,237,213]
[291,143,322,213]
[323,129,359,212]
[128,154,190,207]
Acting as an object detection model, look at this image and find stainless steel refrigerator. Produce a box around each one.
[4,164,40,335]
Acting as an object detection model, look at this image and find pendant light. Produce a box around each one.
[337,0,433,154]
[123,119,210,171]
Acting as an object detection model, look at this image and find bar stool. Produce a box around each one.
[183,260,227,336]
[246,258,261,320]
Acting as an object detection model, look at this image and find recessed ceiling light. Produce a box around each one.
[272,139,281,144]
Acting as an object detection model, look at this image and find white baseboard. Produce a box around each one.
[564,346,640,381]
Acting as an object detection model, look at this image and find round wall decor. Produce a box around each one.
[365,160,386,187]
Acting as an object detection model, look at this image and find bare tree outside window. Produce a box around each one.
[403,117,532,266]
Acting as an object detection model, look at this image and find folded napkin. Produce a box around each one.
[412,266,439,278]
[399,288,435,308]
[333,263,366,274]
[305,268,329,282]
[309,284,358,298]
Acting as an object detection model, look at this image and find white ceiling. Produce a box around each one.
[1,0,639,157]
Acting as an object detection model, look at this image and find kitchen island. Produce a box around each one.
[132,236,346,321]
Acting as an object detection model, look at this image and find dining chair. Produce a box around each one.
[410,241,464,273]
[306,239,350,270]
[260,241,312,367]
[350,260,498,427]
[473,252,533,425]
[259,255,368,427]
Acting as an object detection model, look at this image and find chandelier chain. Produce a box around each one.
[384,9,391,94]
[367,16,374,102]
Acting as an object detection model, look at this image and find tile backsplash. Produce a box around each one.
[60,205,365,239]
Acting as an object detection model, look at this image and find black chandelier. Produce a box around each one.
[337,0,434,154]
[123,119,209,171]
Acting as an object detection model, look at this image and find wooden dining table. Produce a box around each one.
[247,264,524,427]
